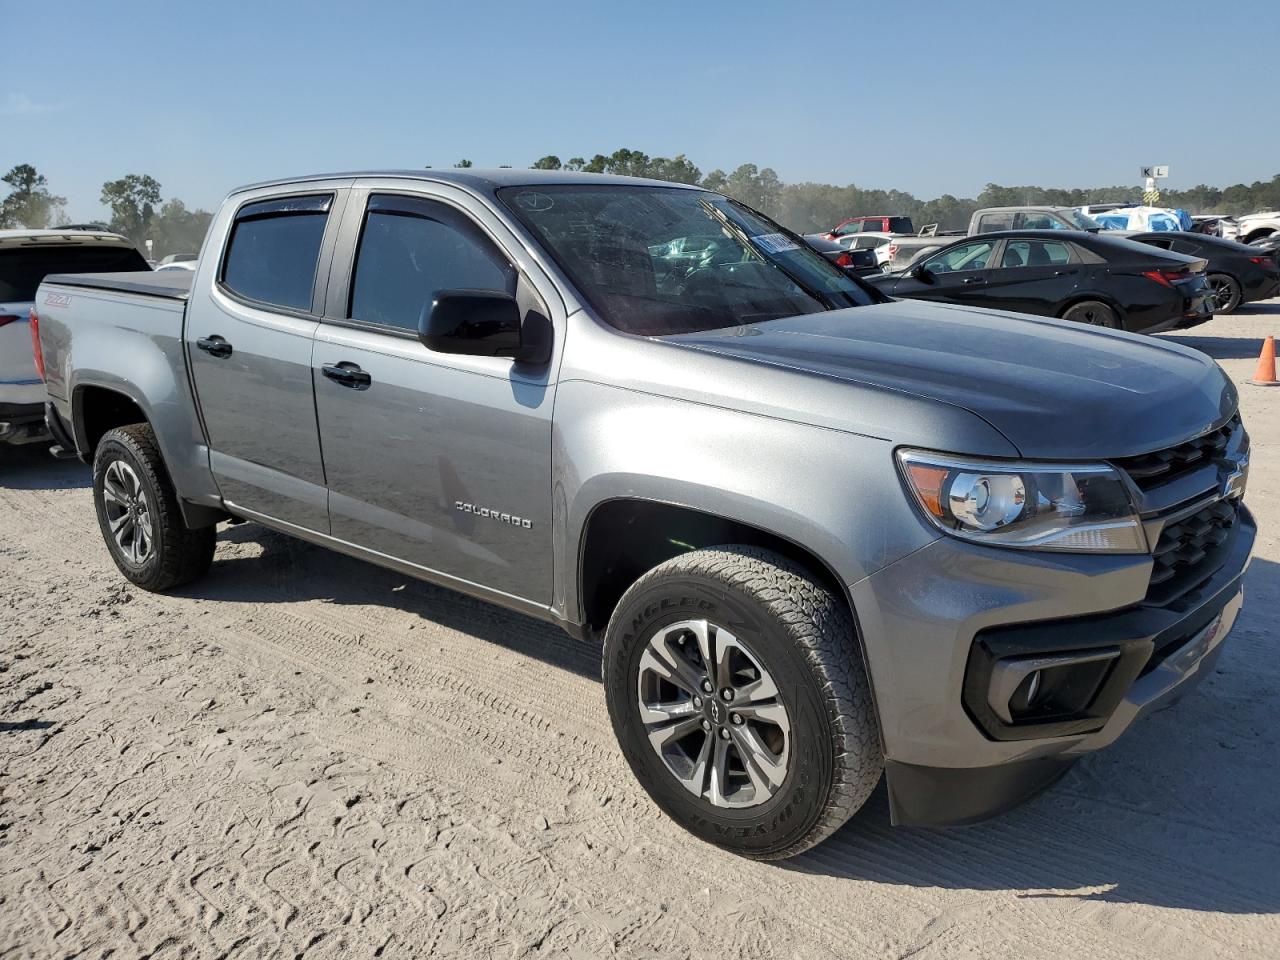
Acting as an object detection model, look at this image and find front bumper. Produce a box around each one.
[851,503,1254,826]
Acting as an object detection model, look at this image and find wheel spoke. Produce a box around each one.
[639,627,707,696]
[736,668,780,706]
[637,698,697,725]
[108,512,130,535]
[646,715,702,753]
[712,625,739,693]
[707,734,732,806]
[733,701,789,730]
[684,727,715,798]
[731,725,787,794]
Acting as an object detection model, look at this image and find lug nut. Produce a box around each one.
[700,719,712,732]
[721,688,734,702]
[731,713,744,725]
[701,679,713,694]
[692,696,703,709]
[719,728,731,740]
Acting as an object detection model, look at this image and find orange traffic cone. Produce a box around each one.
[1248,335,1278,387]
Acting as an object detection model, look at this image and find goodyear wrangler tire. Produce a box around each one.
[93,424,216,592]
[602,545,882,860]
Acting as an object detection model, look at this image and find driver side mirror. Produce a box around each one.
[419,290,529,359]
[910,263,936,284]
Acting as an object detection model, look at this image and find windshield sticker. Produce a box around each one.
[752,232,800,254]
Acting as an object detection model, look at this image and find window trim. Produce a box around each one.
[331,190,519,339]
[216,190,337,318]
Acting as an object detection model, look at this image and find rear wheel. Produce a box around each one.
[1207,273,1242,314]
[93,424,216,591]
[602,546,882,860]
[1061,300,1120,329]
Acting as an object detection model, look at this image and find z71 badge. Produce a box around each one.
[455,501,533,529]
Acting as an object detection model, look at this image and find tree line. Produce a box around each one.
[4,156,1279,259]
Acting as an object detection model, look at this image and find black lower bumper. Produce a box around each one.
[886,505,1253,827]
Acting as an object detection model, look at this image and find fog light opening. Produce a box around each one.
[1009,669,1042,715]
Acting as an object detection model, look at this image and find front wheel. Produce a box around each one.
[1207,273,1242,314]
[1061,300,1121,329]
[602,546,882,860]
[93,424,216,591]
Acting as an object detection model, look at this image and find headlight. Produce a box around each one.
[897,449,1147,553]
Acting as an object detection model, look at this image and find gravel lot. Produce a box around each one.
[2,303,1278,959]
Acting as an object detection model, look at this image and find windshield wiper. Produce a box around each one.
[695,198,843,310]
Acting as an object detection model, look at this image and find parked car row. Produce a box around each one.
[29,168,1254,862]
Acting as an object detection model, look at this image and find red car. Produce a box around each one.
[826,215,915,239]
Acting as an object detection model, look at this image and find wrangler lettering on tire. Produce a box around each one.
[602,545,882,860]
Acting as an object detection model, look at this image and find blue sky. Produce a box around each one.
[3,0,1278,219]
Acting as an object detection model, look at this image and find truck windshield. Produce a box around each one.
[498,185,875,335]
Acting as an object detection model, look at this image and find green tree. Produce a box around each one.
[531,155,562,170]
[148,199,214,260]
[564,157,586,171]
[454,158,473,168]
[100,174,162,244]
[0,163,67,229]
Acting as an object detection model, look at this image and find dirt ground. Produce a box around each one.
[2,303,1278,960]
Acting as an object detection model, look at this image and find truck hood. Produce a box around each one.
[659,301,1236,460]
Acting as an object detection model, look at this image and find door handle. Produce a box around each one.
[196,335,233,358]
[1053,269,1078,276]
[961,277,985,285]
[321,362,372,388]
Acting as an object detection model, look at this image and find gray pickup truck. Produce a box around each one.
[34,170,1254,860]
[886,206,1106,271]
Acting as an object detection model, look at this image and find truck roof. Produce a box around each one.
[231,168,707,197]
[0,229,133,246]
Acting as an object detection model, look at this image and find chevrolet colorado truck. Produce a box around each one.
[34,170,1254,860]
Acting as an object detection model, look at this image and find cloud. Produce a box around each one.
[0,93,64,116]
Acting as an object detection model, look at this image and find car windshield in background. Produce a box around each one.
[498,185,875,335]
[0,244,149,302]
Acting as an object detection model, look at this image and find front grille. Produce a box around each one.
[1112,415,1240,492]
[1146,499,1239,607]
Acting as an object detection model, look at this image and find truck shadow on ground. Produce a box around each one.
[184,522,603,681]
[194,523,1280,915]
[0,445,88,491]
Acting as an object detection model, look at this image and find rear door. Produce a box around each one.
[312,184,562,607]
[977,238,1079,315]
[185,186,349,531]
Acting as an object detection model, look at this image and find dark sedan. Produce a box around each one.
[867,230,1213,333]
[802,234,884,277]
[1120,231,1280,313]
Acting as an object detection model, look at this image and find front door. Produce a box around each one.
[890,238,996,306]
[185,190,347,532]
[313,189,558,606]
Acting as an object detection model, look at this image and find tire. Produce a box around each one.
[92,424,216,591]
[602,546,882,860]
[1207,273,1242,315]
[1061,300,1121,329]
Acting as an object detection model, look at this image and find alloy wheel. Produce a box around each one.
[101,460,153,564]
[636,618,791,808]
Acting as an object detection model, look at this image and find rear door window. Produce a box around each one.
[975,212,1015,233]
[0,244,149,302]
[348,194,515,332]
[220,194,332,311]
[1000,240,1072,268]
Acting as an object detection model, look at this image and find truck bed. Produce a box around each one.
[44,270,192,301]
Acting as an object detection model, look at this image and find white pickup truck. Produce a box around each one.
[1,229,148,446]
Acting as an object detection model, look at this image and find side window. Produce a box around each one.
[221,195,331,311]
[1142,238,1176,251]
[349,194,515,332]
[926,240,994,273]
[976,212,1014,234]
[1001,240,1072,268]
